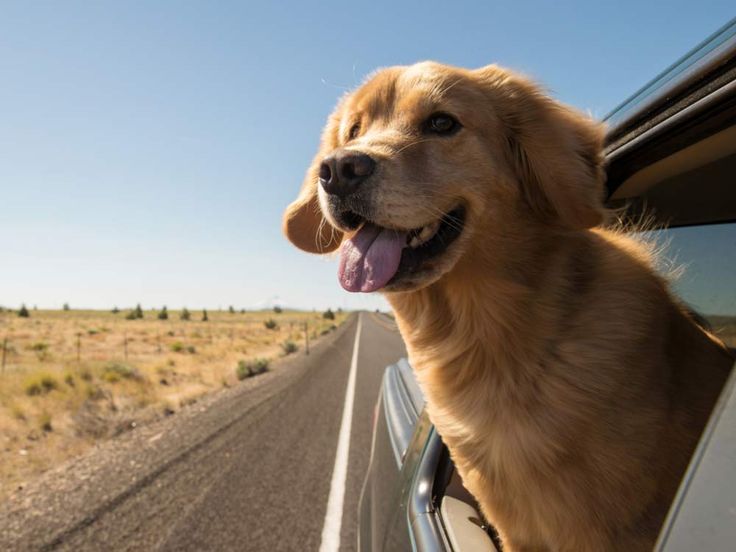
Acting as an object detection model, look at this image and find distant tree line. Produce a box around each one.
[6,303,345,320]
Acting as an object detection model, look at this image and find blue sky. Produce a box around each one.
[1,1,734,311]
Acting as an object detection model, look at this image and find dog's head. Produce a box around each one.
[283,62,606,293]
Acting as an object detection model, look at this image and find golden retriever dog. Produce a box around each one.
[282,61,733,551]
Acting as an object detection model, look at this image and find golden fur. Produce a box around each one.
[283,61,733,551]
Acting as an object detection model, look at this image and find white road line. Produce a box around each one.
[319,313,363,552]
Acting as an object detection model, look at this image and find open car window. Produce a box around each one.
[644,222,736,350]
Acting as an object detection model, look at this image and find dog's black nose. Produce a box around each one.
[319,150,375,198]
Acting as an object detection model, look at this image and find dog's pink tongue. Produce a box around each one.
[338,224,405,293]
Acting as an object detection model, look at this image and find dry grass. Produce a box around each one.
[0,308,346,498]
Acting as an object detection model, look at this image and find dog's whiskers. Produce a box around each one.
[394,138,433,155]
[314,199,329,253]
[320,77,352,92]
[411,203,465,234]
[435,77,463,98]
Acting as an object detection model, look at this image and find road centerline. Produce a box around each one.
[319,313,363,552]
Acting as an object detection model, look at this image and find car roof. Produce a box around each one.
[605,17,736,143]
[602,18,736,202]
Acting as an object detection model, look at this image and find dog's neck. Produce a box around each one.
[387,269,538,380]
[384,223,581,431]
[387,225,558,384]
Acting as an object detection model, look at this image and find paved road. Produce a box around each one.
[0,312,406,551]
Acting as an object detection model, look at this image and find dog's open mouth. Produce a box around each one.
[337,205,466,292]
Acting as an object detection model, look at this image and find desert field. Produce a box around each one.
[0,307,347,498]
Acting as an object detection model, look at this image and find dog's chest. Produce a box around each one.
[414,349,561,467]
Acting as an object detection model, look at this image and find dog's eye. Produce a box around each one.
[425,113,461,135]
[348,123,361,140]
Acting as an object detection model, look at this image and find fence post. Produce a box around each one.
[124,332,128,361]
[76,333,81,363]
[304,322,310,355]
[1,336,7,375]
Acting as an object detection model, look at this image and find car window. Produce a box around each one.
[643,222,735,348]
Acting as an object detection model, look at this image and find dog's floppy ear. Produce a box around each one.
[475,65,606,229]
[282,106,345,254]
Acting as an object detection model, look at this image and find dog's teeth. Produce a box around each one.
[419,221,439,242]
[418,226,433,242]
[408,221,441,249]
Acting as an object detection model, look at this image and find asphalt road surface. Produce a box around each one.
[0,312,407,551]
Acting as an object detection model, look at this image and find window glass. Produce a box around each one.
[647,222,735,347]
